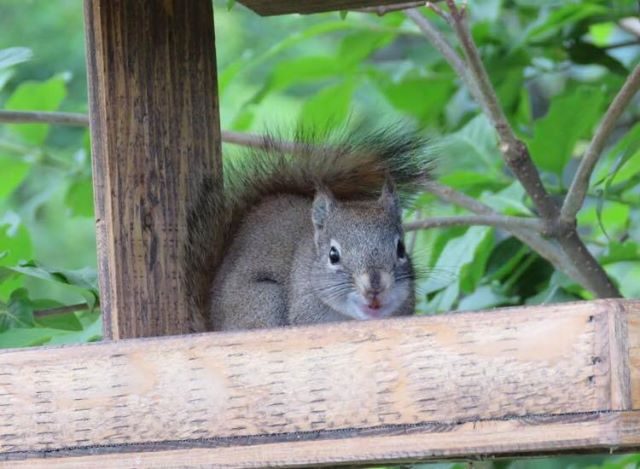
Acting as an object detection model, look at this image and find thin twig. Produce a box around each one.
[603,40,640,50]
[444,0,560,222]
[0,111,299,152]
[422,182,586,285]
[425,2,451,23]
[34,303,94,318]
[619,18,640,38]
[356,2,426,15]
[561,63,640,223]
[406,209,423,254]
[404,214,544,232]
[0,110,89,126]
[404,9,485,112]
[438,0,621,297]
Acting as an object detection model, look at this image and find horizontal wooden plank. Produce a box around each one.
[0,299,638,466]
[237,0,418,16]
[4,411,640,468]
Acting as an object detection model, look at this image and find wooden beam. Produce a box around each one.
[1,300,639,466]
[238,0,422,16]
[83,0,221,339]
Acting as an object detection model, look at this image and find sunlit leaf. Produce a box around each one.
[4,75,67,145]
[0,47,32,70]
[0,288,34,331]
[528,86,605,175]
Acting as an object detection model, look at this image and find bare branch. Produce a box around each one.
[404,9,485,111]
[356,2,426,15]
[619,17,640,38]
[0,111,299,152]
[425,2,451,23]
[424,181,494,215]
[404,214,544,232]
[423,183,587,286]
[444,0,561,222]
[561,64,640,223]
[0,110,88,126]
[34,303,95,318]
[430,1,621,298]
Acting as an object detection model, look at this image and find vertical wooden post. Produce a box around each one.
[84,0,221,339]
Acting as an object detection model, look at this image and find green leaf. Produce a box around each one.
[440,170,509,195]
[2,261,98,310]
[0,327,61,348]
[47,316,102,345]
[0,288,35,331]
[64,178,94,217]
[528,86,605,175]
[218,20,365,94]
[33,299,84,331]
[299,79,355,128]
[459,227,494,293]
[481,181,532,215]
[599,242,640,265]
[374,74,455,126]
[337,30,395,66]
[596,122,640,189]
[4,75,68,145]
[0,155,30,199]
[525,4,608,43]
[458,285,517,311]
[418,226,494,308]
[7,261,97,290]
[254,56,346,102]
[567,40,628,75]
[440,115,503,174]
[0,221,32,301]
[0,47,32,70]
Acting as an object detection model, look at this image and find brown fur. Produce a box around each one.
[184,126,433,331]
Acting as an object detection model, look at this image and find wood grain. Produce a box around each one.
[0,300,638,466]
[84,0,221,339]
[238,0,423,16]
[4,412,640,468]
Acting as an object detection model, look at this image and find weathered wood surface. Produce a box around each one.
[5,412,640,468]
[238,0,422,16]
[84,0,221,339]
[1,300,639,466]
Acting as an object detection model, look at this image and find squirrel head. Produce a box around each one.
[310,179,413,321]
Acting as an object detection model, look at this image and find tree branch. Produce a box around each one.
[34,303,94,318]
[356,2,427,15]
[404,214,544,232]
[619,17,640,38]
[404,9,485,112]
[0,111,298,152]
[428,0,621,298]
[444,0,561,223]
[0,110,89,126]
[561,63,640,223]
[423,183,588,286]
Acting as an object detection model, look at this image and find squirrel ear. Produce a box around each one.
[312,186,336,230]
[379,177,400,216]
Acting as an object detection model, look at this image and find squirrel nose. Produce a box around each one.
[355,271,391,298]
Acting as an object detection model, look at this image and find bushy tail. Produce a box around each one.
[184,124,435,331]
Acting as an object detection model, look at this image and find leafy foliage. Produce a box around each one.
[0,0,639,465]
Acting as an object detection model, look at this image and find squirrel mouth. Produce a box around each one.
[361,299,385,318]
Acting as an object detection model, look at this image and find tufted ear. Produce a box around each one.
[378,177,400,218]
[312,186,336,231]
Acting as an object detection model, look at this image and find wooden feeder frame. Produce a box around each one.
[1,1,639,467]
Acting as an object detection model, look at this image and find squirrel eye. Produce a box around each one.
[329,246,341,264]
[396,239,406,259]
